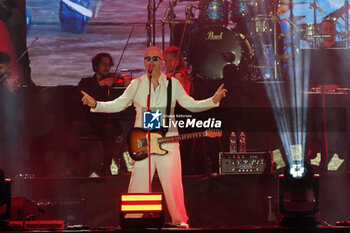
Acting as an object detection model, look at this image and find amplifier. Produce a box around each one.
[219,152,272,175]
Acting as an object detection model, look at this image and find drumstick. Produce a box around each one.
[16,37,39,63]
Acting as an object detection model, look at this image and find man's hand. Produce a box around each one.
[212,84,228,104]
[81,90,97,108]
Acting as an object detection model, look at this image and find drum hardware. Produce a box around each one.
[277,54,289,59]
[278,33,291,38]
[120,69,143,72]
[188,26,253,80]
[169,18,196,26]
[168,0,177,20]
[323,4,350,21]
[296,23,319,39]
[280,15,306,24]
[198,0,231,26]
[312,34,331,38]
[280,1,308,5]
[250,15,277,34]
[120,69,142,78]
[164,0,178,50]
[185,4,195,18]
[253,65,274,69]
[148,0,168,46]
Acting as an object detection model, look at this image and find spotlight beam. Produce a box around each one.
[262,14,310,170]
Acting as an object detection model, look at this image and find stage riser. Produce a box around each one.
[9,173,350,227]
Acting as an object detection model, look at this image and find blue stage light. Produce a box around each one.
[289,162,306,179]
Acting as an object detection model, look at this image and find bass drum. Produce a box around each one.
[188,26,253,80]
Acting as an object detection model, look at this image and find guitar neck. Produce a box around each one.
[158,132,206,144]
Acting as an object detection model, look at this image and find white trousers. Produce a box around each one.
[128,145,188,224]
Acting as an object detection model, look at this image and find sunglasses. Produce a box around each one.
[144,56,161,62]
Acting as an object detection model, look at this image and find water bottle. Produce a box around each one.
[229,132,237,152]
[239,132,246,152]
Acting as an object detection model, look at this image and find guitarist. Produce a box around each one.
[81,46,227,228]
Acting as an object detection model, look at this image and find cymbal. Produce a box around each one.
[293,15,306,21]
[281,1,308,5]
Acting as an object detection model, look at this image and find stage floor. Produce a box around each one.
[4,225,350,233]
[8,173,350,229]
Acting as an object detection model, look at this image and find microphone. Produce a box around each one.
[148,64,153,74]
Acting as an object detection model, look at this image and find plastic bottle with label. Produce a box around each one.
[229,132,237,153]
[239,132,246,152]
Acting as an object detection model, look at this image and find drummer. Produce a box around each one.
[313,19,339,91]
[318,19,336,48]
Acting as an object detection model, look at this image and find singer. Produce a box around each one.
[81,46,227,228]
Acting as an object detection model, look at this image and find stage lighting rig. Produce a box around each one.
[279,162,320,227]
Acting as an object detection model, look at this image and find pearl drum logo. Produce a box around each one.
[206,31,223,40]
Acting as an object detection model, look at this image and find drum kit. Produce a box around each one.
[162,0,350,81]
[164,0,301,80]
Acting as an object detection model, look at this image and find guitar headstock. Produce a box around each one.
[204,129,222,138]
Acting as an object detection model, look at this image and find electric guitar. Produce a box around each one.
[127,127,222,161]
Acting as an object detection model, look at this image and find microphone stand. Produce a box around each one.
[147,66,153,193]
